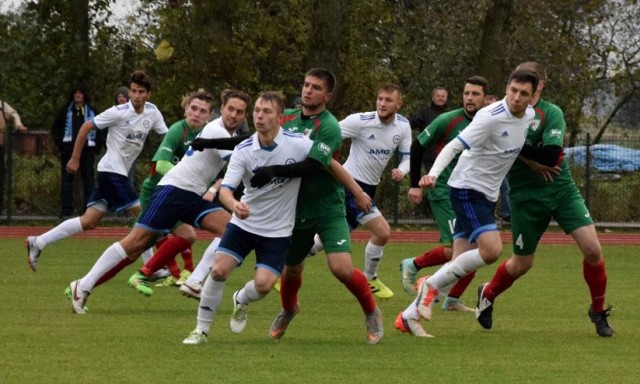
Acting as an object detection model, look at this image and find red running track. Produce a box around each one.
[2,226,639,245]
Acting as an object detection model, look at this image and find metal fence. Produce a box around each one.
[2,130,640,228]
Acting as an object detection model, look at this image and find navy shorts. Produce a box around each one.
[217,222,292,275]
[136,185,224,234]
[450,187,498,243]
[88,172,139,213]
[345,180,379,230]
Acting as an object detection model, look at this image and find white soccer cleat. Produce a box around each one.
[69,280,90,315]
[183,329,208,345]
[179,282,202,300]
[25,236,41,272]
[229,290,249,334]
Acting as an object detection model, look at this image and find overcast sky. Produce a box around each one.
[0,0,139,19]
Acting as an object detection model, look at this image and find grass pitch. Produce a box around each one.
[1,237,637,383]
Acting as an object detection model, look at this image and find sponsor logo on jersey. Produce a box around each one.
[126,132,145,140]
[550,129,562,138]
[336,239,347,245]
[143,120,151,129]
[317,142,331,155]
[368,148,391,155]
[530,119,541,131]
[393,135,401,144]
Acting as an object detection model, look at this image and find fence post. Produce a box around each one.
[584,133,591,209]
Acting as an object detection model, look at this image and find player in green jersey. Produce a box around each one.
[250,68,383,344]
[477,62,613,337]
[395,76,489,337]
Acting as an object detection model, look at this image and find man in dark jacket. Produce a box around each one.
[51,85,97,218]
[408,87,449,173]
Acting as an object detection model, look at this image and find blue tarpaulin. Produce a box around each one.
[565,144,640,172]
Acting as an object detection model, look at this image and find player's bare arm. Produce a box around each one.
[66,119,96,174]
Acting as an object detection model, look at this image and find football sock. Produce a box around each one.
[343,268,376,314]
[35,217,83,250]
[79,242,127,292]
[94,257,134,288]
[413,245,449,269]
[166,259,181,279]
[364,241,384,280]
[483,261,515,302]
[187,237,220,285]
[196,278,224,334]
[140,235,191,277]
[447,271,476,299]
[583,259,607,312]
[402,297,421,320]
[181,246,194,272]
[280,273,302,312]
[427,248,486,290]
[235,280,265,305]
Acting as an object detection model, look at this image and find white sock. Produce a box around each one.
[309,234,324,255]
[196,278,225,334]
[78,242,127,292]
[140,247,153,263]
[427,249,486,290]
[235,280,265,305]
[401,297,420,320]
[364,241,384,280]
[187,237,220,285]
[35,217,83,249]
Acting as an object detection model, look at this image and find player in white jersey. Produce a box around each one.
[305,83,411,299]
[66,91,252,314]
[183,91,313,345]
[26,70,168,272]
[403,68,538,336]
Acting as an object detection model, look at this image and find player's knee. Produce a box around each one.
[582,244,603,264]
[253,280,272,295]
[210,266,229,282]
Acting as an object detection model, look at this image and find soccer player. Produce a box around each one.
[409,68,538,336]
[395,76,489,337]
[126,90,252,298]
[250,68,383,345]
[182,91,313,344]
[66,91,249,314]
[26,70,168,271]
[476,62,613,337]
[306,83,411,299]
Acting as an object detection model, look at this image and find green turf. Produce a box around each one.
[1,238,637,383]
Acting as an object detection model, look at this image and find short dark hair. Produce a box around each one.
[432,86,448,96]
[508,68,539,94]
[186,90,215,112]
[257,91,286,114]
[465,76,489,95]
[220,89,251,108]
[516,61,547,81]
[305,68,336,93]
[378,82,402,96]
[129,70,152,91]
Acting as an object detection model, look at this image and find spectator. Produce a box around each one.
[51,85,98,218]
[0,99,28,213]
[291,96,303,109]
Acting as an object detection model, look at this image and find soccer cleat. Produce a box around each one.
[230,290,249,334]
[182,329,208,345]
[176,270,191,286]
[25,236,41,272]
[148,267,171,282]
[64,286,89,312]
[368,277,394,299]
[475,283,493,329]
[68,280,90,315]
[588,305,613,337]
[365,306,384,345]
[155,275,178,287]
[394,312,433,338]
[400,258,418,295]
[442,296,475,312]
[272,278,281,293]
[179,282,202,300]
[128,271,153,297]
[269,303,300,340]
[416,276,438,320]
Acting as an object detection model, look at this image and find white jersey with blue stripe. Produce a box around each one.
[340,111,411,185]
[158,118,233,196]
[447,99,535,202]
[93,101,168,176]
[221,127,312,237]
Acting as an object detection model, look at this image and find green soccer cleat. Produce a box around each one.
[128,271,153,297]
[156,275,178,287]
[176,270,191,286]
[368,277,394,299]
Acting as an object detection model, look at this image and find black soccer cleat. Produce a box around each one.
[475,283,493,330]
[588,305,613,337]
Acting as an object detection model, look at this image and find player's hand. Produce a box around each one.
[233,201,250,219]
[408,187,423,205]
[355,191,372,213]
[418,175,436,189]
[520,157,561,182]
[202,190,216,202]
[66,158,79,174]
[250,166,277,188]
[391,168,404,182]
[190,138,207,151]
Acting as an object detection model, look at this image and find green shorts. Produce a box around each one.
[429,198,455,244]
[511,184,593,255]
[287,216,352,266]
